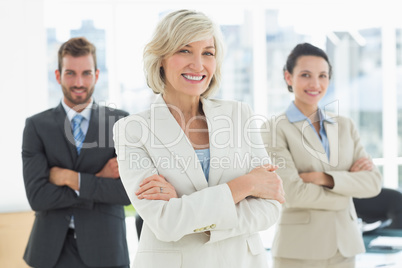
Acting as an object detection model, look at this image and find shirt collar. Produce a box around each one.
[61,98,93,122]
[286,101,335,124]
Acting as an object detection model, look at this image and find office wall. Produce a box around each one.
[0,0,47,212]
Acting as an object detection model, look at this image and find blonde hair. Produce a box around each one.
[143,9,225,98]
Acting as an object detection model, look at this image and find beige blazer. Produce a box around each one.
[261,111,382,260]
[114,96,281,268]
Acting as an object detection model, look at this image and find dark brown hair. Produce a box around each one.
[284,43,332,92]
[58,37,97,72]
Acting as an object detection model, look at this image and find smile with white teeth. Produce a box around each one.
[306,90,319,95]
[71,88,86,94]
[182,74,204,81]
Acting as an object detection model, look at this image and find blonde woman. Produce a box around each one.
[114,10,285,268]
[261,43,382,268]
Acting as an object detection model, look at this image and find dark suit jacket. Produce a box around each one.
[22,102,131,268]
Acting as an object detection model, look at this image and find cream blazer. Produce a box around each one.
[114,96,281,268]
[261,112,382,260]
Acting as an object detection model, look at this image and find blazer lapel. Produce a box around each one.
[202,98,232,186]
[151,96,208,191]
[56,101,99,166]
[293,120,329,165]
[78,103,99,163]
[54,103,78,163]
[324,119,339,167]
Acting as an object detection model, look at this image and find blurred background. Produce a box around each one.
[0,0,401,223]
[1,0,401,266]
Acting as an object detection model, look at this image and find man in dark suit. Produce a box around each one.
[22,37,130,268]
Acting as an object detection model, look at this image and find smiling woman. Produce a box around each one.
[114,9,284,268]
[161,37,217,101]
[261,43,383,268]
[142,10,224,99]
[284,55,330,112]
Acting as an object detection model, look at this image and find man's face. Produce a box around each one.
[55,54,99,110]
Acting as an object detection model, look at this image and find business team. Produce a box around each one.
[22,9,383,268]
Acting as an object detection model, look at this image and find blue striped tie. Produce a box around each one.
[72,114,85,154]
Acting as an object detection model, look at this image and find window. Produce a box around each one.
[44,1,400,188]
[397,28,402,186]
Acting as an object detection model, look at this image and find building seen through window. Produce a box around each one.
[44,6,402,189]
[326,29,383,159]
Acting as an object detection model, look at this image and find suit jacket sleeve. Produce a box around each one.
[114,118,237,243]
[208,104,281,244]
[261,116,350,211]
[22,116,80,211]
[22,108,130,211]
[325,117,382,198]
[73,109,130,206]
[114,104,280,243]
[261,115,382,211]
[78,172,130,205]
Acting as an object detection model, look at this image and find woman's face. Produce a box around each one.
[161,37,216,98]
[285,55,330,108]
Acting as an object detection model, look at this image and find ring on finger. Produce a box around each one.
[160,187,163,193]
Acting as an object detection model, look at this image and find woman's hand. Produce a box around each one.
[349,157,374,172]
[299,157,374,188]
[136,174,178,201]
[249,164,285,202]
[299,172,334,188]
[228,164,285,204]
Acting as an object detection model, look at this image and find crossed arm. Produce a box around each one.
[136,163,286,205]
[49,157,121,191]
[299,157,374,188]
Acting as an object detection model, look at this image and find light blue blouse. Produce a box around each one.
[195,148,210,182]
[286,101,334,159]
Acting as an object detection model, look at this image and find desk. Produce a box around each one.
[356,229,402,268]
[262,229,402,268]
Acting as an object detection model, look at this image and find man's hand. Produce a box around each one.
[49,167,79,190]
[96,157,120,179]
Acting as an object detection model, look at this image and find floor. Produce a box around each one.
[125,217,402,268]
